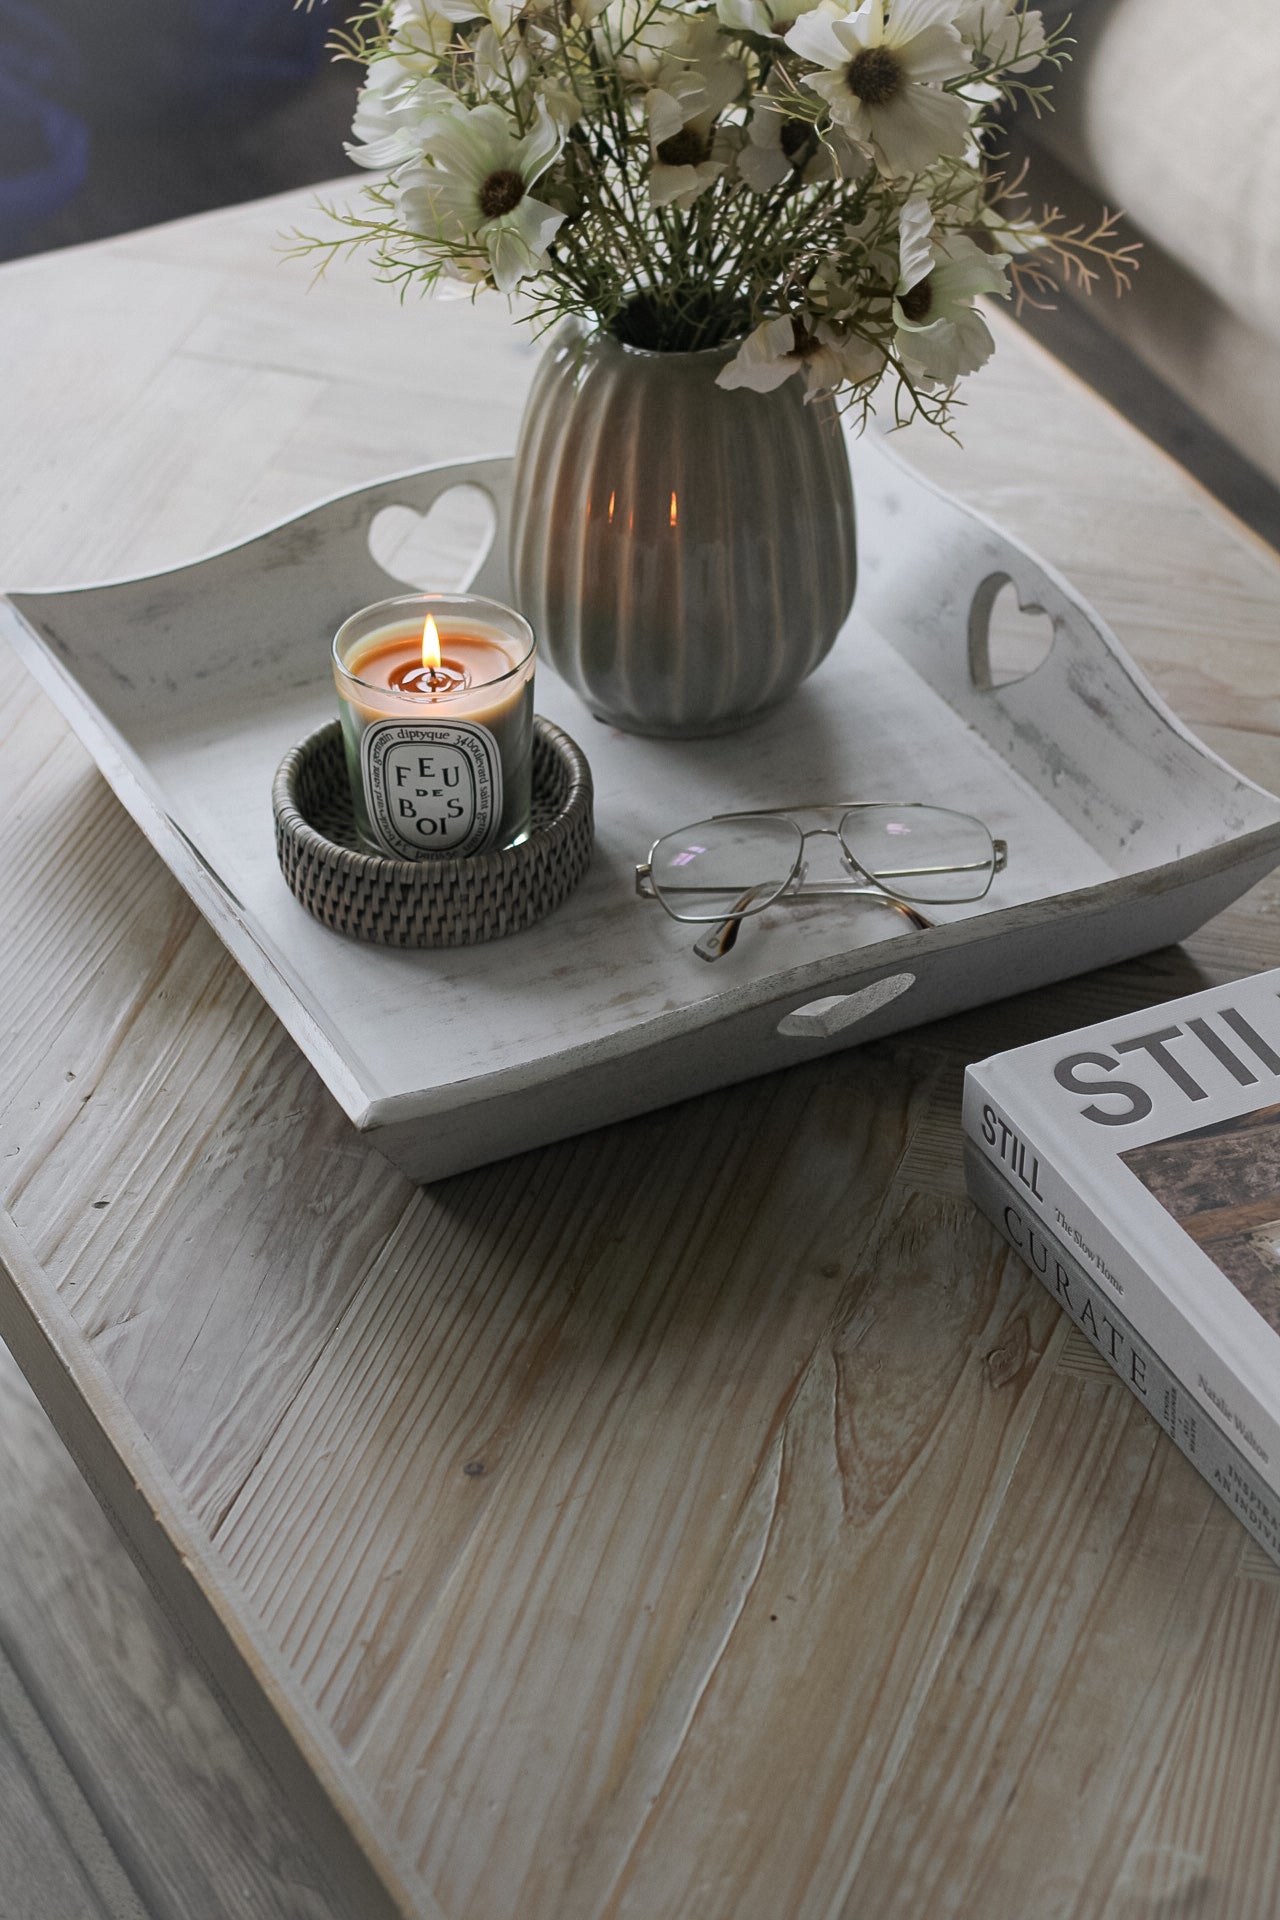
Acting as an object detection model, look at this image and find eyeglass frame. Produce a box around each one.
[635,801,1008,962]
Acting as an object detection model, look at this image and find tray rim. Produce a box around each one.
[355,830,1280,1131]
[6,445,1280,1137]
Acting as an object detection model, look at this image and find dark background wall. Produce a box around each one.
[0,0,360,259]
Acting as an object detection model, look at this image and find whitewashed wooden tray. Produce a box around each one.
[5,437,1280,1183]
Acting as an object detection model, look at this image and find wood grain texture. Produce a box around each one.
[0,1344,357,1920]
[0,1752,112,1919]
[3,184,1280,1918]
[845,1359,1249,1920]
[1114,1575,1280,1919]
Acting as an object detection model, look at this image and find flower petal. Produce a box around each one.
[718,353,801,392]
[888,0,965,48]
[897,191,934,288]
[484,195,564,290]
[784,8,852,67]
[931,232,1011,300]
[397,173,472,241]
[803,67,873,145]
[514,97,564,182]
[648,161,697,206]
[716,0,764,28]
[648,153,723,206]
[738,142,790,192]
[899,304,995,382]
[867,83,969,174]
[646,86,688,147]
[419,107,503,179]
[896,22,969,83]
[717,314,801,391]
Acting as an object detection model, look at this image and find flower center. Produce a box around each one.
[789,318,821,360]
[779,118,813,164]
[655,126,707,168]
[898,276,934,322]
[845,45,904,107]
[478,168,525,219]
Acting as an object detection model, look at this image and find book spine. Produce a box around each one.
[965,1142,1280,1566]
[961,1068,1280,1489]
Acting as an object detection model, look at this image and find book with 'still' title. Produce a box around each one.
[963,967,1280,1564]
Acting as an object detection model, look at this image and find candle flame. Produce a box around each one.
[669,491,678,529]
[422,613,442,673]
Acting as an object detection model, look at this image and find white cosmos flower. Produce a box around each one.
[739,98,814,192]
[634,13,746,203]
[641,25,746,159]
[474,23,529,94]
[717,312,885,395]
[715,0,823,38]
[785,0,971,177]
[432,0,564,102]
[532,77,585,133]
[397,100,565,293]
[593,0,687,83]
[473,19,561,97]
[389,0,457,54]
[953,0,1046,72]
[738,93,867,192]
[645,71,704,146]
[596,6,744,110]
[892,201,1010,384]
[649,117,741,207]
[348,51,457,170]
[432,0,527,30]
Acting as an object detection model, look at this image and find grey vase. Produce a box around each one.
[509,320,857,738]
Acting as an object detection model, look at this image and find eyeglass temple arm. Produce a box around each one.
[694,884,771,962]
[694,884,934,963]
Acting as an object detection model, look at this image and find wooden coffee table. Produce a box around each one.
[3,187,1280,1920]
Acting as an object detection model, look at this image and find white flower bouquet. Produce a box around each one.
[306,0,1135,427]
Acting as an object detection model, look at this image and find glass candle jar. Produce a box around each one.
[333,592,535,859]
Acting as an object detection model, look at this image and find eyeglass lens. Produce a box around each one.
[648,815,803,922]
[839,805,995,904]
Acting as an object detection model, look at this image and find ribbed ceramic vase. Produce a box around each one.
[509,320,856,737]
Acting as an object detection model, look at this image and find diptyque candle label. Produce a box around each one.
[361,719,504,858]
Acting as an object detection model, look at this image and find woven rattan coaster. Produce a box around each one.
[274,716,593,946]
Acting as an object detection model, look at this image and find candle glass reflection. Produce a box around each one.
[333,593,535,860]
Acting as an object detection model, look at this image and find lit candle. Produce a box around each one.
[333,593,535,859]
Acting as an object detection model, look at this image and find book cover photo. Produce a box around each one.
[1121,1103,1280,1339]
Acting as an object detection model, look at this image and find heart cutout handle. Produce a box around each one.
[777,971,916,1038]
[968,572,1056,690]
[368,483,498,593]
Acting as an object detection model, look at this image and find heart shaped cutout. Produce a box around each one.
[777,971,916,1038]
[968,572,1056,690]
[368,484,497,593]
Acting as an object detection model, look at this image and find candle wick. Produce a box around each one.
[388,658,470,697]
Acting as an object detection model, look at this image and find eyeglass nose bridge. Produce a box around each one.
[792,821,872,882]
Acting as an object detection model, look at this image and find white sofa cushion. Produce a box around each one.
[1034,0,1280,352]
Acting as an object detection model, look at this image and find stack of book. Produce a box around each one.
[964,967,1280,1564]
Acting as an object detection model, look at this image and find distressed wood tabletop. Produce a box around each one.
[3,186,1280,1920]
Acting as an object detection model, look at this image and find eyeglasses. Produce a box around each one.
[635,802,1007,962]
